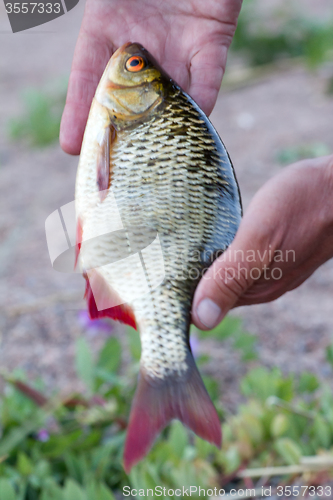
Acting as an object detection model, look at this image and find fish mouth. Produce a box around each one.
[105,80,148,91]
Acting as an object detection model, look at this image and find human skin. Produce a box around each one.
[192,155,333,329]
[60,0,333,333]
[60,0,243,155]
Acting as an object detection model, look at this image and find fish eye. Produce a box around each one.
[125,56,146,72]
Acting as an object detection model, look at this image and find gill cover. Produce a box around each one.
[95,43,168,127]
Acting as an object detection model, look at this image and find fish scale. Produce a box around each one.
[75,42,242,471]
[95,86,235,372]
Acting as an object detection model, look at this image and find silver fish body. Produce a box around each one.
[75,43,242,471]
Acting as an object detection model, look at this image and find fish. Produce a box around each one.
[75,42,242,472]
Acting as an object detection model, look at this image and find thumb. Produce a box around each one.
[192,234,271,330]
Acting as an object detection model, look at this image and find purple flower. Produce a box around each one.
[77,310,114,335]
[36,429,49,442]
[190,333,200,358]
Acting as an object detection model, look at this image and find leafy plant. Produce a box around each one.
[193,316,258,361]
[1,324,333,498]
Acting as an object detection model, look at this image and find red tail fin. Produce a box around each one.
[123,356,221,472]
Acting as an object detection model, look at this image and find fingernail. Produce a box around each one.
[196,298,222,329]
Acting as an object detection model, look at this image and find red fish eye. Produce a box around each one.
[125,56,145,72]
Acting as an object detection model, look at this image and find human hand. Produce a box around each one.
[60,0,243,155]
[192,155,333,330]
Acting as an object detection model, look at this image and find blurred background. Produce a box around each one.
[1,0,333,498]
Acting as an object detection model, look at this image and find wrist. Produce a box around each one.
[316,155,333,260]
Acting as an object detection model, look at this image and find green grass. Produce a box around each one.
[276,142,331,165]
[231,0,333,68]
[8,80,67,148]
[0,317,333,498]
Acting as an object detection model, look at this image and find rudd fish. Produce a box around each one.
[75,42,242,472]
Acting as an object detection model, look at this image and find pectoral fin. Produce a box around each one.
[74,217,83,269]
[97,124,116,200]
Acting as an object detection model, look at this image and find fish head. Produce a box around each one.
[95,42,168,128]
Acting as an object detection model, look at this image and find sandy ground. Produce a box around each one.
[1,1,333,414]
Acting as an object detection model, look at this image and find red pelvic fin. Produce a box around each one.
[123,357,221,473]
[74,217,83,269]
[84,270,136,330]
[97,124,116,201]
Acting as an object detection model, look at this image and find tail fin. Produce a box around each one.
[123,356,221,472]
